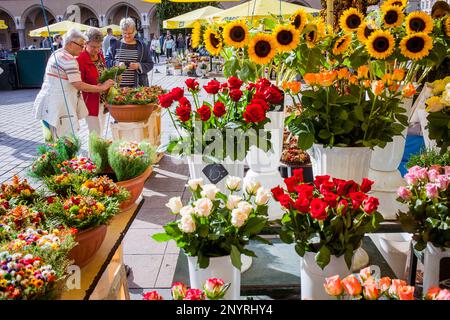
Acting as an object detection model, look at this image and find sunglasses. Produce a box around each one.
[71,41,85,49]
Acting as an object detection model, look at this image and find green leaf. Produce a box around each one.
[151,233,172,242]
[242,217,267,236]
[297,132,315,150]
[315,246,331,270]
[230,245,242,270]
[344,245,354,270]
[281,214,292,224]
[279,230,294,244]
[295,244,305,257]
[318,129,331,140]
[354,104,364,121]
[197,225,209,238]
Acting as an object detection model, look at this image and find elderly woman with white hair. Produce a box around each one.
[33,28,115,141]
[106,17,153,87]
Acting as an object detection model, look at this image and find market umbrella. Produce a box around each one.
[29,20,96,37]
[0,20,8,30]
[207,0,320,22]
[100,24,122,36]
[163,6,223,29]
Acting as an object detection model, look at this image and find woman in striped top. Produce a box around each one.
[106,18,153,88]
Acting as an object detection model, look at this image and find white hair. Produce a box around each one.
[120,17,136,32]
[63,28,88,47]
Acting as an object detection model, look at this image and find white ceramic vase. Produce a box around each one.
[423,243,450,293]
[300,252,352,300]
[187,255,241,300]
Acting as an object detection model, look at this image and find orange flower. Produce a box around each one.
[389,279,407,297]
[349,75,359,85]
[359,267,373,282]
[318,70,337,87]
[372,80,385,96]
[324,275,344,297]
[402,83,416,98]
[357,65,369,79]
[286,81,302,94]
[382,73,393,85]
[342,274,362,296]
[337,68,351,79]
[425,287,441,300]
[363,80,371,88]
[303,73,317,86]
[398,285,415,300]
[363,279,379,300]
[389,83,400,92]
[392,68,405,81]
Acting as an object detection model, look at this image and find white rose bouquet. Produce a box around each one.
[152,176,271,269]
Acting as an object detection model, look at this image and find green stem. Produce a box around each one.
[168,109,182,138]
[363,94,378,142]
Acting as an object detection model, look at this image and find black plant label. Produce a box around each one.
[202,164,229,184]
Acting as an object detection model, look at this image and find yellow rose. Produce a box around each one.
[426,96,445,112]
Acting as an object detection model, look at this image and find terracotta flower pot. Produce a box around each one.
[69,224,107,268]
[116,166,153,212]
[105,103,157,123]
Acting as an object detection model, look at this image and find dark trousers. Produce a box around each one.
[152,50,160,63]
[166,48,173,58]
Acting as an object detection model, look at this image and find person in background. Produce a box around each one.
[176,33,185,56]
[106,17,153,87]
[102,27,116,56]
[52,34,63,51]
[159,34,164,56]
[41,36,52,48]
[431,1,450,19]
[163,35,174,59]
[150,34,161,64]
[185,33,192,53]
[33,28,114,142]
[77,28,108,135]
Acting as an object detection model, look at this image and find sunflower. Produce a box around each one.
[366,29,395,60]
[445,17,450,37]
[332,35,351,55]
[273,25,300,52]
[192,22,202,48]
[382,5,405,28]
[203,28,222,56]
[290,9,308,33]
[400,32,433,60]
[357,22,375,43]
[223,20,249,49]
[405,11,434,34]
[381,0,408,11]
[339,8,364,33]
[303,23,319,48]
[248,33,277,65]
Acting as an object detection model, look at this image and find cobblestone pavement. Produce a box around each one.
[0,66,225,299]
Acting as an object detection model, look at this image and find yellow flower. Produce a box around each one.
[290,9,308,33]
[444,17,450,37]
[405,11,434,34]
[382,73,393,86]
[222,20,249,49]
[357,65,370,79]
[339,8,364,33]
[332,35,351,56]
[96,202,105,212]
[192,22,202,49]
[203,28,222,56]
[392,68,406,81]
[400,33,433,60]
[357,22,375,43]
[381,0,408,11]
[425,96,445,112]
[273,25,300,52]
[366,29,395,60]
[303,23,319,48]
[248,33,277,65]
[382,5,405,28]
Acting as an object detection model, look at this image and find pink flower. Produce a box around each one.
[436,175,449,190]
[445,166,450,176]
[435,289,450,300]
[363,279,379,300]
[204,278,226,299]
[404,172,418,185]
[425,183,439,199]
[143,291,164,300]
[416,168,429,181]
[171,282,187,300]
[389,279,407,297]
[183,288,206,300]
[342,274,362,297]
[398,285,415,300]
[379,277,391,293]
[427,169,439,182]
[397,186,412,200]
[359,267,373,282]
[408,165,421,173]
[324,275,344,297]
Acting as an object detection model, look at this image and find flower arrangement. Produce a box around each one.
[159,77,278,161]
[0,251,59,300]
[107,141,155,182]
[5,228,68,252]
[59,157,97,176]
[107,86,165,105]
[183,62,198,77]
[0,176,37,205]
[406,148,450,169]
[0,206,43,232]
[0,196,9,216]
[29,150,61,179]
[324,266,450,300]
[153,176,271,269]
[142,278,229,300]
[425,76,450,153]
[79,176,129,203]
[97,65,126,83]
[88,132,112,174]
[43,173,86,198]
[271,169,383,269]
[49,195,119,231]
[396,165,450,251]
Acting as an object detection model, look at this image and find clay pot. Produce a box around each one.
[116,166,153,212]
[69,224,107,268]
[105,103,157,123]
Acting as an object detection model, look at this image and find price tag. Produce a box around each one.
[202,164,229,184]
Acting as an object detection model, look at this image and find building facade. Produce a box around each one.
[420,0,450,13]
[0,0,321,50]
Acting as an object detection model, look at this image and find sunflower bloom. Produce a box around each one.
[223,21,249,48]
[366,29,395,60]
[203,28,222,56]
[382,5,405,28]
[273,25,300,52]
[381,0,408,10]
[332,35,351,55]
[290,9,308,33]
[400,32,433,60]
[248,33,277,65]
[444,17,450,37]
[357,22,375,43]
[405,11,434,34]
[339,8,364,33]
[192,22,202,49]
[303,23,319,48]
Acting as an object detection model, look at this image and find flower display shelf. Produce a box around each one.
[105,103,157,123]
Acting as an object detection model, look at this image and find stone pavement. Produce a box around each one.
[0,67,226,300]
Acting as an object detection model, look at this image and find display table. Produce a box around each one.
[59,199,144,300]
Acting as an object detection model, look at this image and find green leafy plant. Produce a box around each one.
[98,65,126,83]
[107,86,164,105]
[406,148,450,169]
[152,176,271,270]
[108,141,155,181]
[88,132,112,173]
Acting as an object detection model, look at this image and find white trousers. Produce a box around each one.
[86,104,106,136]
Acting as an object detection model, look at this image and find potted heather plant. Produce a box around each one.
[88,132,112,174]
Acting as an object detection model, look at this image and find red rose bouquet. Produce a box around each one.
[158,77,282,161]
[271,169,383,269]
